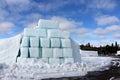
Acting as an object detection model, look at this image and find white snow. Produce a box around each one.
[0,56,113,80]
[0,61,87,80]
[0,34,21,63]
[81,57,113,71]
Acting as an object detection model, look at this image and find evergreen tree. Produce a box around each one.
[115,41,118,47]
[87,43,90,47]
[111,43,114,47]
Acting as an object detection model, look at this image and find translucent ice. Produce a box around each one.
[49,58,60,64]
[61,31,70,38]
[29,48,40,58]
[42,48,53,58]
[30,37,39,47]
[40,38,50,48]
[41,58,49,63]
[53,48,63,58]
[21,37,29,47]
[59,57,64,64]
[48,29,61,38]
[38,19,59,29]
[63,48,73,58]
[1,19,82,64]
[20,48,28,58]
[61,39,71,48]
[64,58,74,63]
[48,29,70,38]
[51,38,60,48]
[24,28,47,37]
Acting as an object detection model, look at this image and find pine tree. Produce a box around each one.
[115,41,118,47]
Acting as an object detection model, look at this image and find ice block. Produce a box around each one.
[20,48,28,58]
[41,58,49,63]
[48,29,61,38]
[21,37,29,47]
[51,38,60,48]
[24,28,47,37]
[64,58,74,63]
[53,48,63,57]
[63,48,73,57]
[59,57,64,64]
[49,58,60,64]
[61,39,71,48]
[40,38,50,48]
[61,31,70,38]
[29,48,40,58]
[30,37,39,47]
[37,19,59,29]
[42,48,53,58]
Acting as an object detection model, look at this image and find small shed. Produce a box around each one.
[80,50,98,57]
[116,51,120,56]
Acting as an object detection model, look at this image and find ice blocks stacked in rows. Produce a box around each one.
[18,19,80,64]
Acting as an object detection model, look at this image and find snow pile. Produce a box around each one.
[0,57,113,80]
[81,57,112,71]
[0,62,87,80]
[0,35,21,63]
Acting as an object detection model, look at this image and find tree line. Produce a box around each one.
[80,42,120,56]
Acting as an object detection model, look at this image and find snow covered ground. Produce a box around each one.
[0,35,114,80]
[0,57,113,80]
[81,57,113,71]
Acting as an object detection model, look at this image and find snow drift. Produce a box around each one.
[0,35,21,63]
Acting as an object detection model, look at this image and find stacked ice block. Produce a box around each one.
[19,19,75,64]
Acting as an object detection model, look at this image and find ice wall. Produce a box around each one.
[18,19,81,64]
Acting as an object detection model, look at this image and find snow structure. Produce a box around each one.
[116,51,120,56]
[80,50,98,57]
[0,19,114,79]
[17,19,81,64]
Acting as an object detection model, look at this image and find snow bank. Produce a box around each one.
[81,57,113,71]
[0,35,21,63]
[0,57,113,80]
[0,62,87,80]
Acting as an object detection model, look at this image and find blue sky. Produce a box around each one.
[0,0,120,46]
